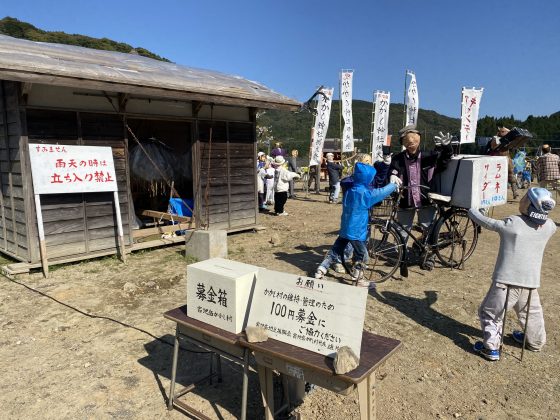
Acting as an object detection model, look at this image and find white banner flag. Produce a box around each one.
[371,91,391,161]
[309,87,334,166]
[460,87,484,144]
[341,70,354,152]
[405,71,419,127]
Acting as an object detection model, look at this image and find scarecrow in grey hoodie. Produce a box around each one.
[468,187,557,361]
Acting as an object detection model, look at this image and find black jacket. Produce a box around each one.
[389,144,453,208]
[326,161,343,186]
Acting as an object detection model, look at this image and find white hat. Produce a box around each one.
[257,151,265,157]
[273,155,286,165]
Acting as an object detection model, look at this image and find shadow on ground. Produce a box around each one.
[371,290,481,352]
[138,335,270,420]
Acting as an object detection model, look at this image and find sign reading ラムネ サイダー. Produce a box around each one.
[28,144,118,194]
[247,269,368,358]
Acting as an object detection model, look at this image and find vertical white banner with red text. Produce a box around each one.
[405,71,419,127]
[460,87,484,144]
[372,91,391,161]
[309,87,334,166]
[340,70,354,152]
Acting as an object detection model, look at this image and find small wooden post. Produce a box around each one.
[113,191,126,262]
[34,194,49,278]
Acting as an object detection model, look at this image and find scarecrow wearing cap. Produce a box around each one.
[468,188,557,361]
[388,125,454,273]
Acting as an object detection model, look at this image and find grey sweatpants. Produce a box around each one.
[479,282,546,351]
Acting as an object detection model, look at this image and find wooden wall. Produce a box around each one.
[197,120,257,230]
[0,81,31,261]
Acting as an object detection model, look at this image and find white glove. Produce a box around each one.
[434,131,452,146]
[389,175,402,187]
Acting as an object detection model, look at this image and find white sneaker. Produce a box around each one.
[314,266,327,279]
[351,267,363,281]
[277,212,289,216]
[357,279,370,288]
[333,263,345,273]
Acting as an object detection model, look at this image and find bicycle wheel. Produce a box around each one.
[364,221,403,283]
[432,209,478,267]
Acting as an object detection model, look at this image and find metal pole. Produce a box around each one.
[168,326,180,410]
[241,349,249,420]
[499,286,511,356]
[520,289,533,362]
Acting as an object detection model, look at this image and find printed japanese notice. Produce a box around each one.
[29,144,117,194]
[247,268,367,358]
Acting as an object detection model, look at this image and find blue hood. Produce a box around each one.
[353,162,376,186]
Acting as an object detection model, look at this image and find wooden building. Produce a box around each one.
[0,35,299,270]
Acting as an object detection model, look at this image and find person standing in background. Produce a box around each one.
[535,144,560,188]
[326,152,343,203]
[287,149,299,198]
[270,142,287,159]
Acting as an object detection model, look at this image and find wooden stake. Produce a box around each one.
[113,191,126,262]
[34,194,49,278]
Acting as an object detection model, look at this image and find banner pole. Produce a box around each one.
[34,194,49,278]
[339,70,343,155]
[370,91,377,162]
[113,191,126,262]
[403,70,408,128]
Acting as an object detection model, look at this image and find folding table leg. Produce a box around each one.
[168,326,180,410]
[241,349,249,420]
[257,365,274,420]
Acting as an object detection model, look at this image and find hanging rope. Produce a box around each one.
[102,92,195,226]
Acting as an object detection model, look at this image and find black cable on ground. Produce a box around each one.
[6,277,209,354]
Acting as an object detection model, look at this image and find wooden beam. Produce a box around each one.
[140,209,192,223]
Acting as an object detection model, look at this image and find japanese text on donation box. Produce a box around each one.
[29,144,117,194]
[247,269,367,358]
[480,160,506,207]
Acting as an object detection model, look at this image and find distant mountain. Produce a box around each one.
[0,16,169,62]
[258,100,463,153]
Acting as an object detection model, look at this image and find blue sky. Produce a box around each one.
[3,0,559,120]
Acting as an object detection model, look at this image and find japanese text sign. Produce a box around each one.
[405,71,419,127]
[460,87,484,144]
[479,157,507,207]
[187,258,258,334]
[341,70,354,152]
[372,91,391,161]
[309,87,334,166]
[29,144,117,194]
[247,268,367,358]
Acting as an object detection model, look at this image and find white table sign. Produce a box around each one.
[247,269,368,358]
[29,144,118,194]
[187,258,258,334]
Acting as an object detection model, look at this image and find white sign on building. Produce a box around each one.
[247,268,367,358]
[29,144,118,194]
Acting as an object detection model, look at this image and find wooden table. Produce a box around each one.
[164,306,250,420]
[240,331,401,420]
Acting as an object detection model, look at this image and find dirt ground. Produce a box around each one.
[1,183,559,420]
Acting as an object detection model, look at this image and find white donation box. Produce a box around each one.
[437,155,508,208]
[187,258,258,333]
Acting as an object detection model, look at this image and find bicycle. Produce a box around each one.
[341,185,479,285]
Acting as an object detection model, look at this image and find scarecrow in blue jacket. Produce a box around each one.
[314,162,398,288]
